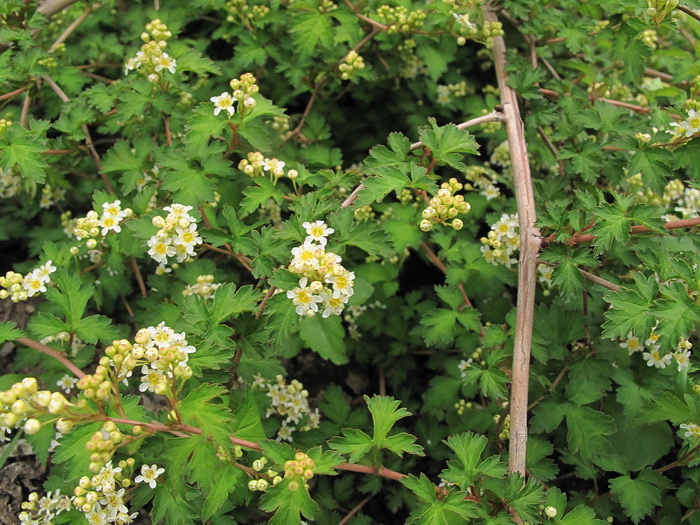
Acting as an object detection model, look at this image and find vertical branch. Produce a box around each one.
[483,4,541,477]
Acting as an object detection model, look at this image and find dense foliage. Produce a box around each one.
[1,0,699,523]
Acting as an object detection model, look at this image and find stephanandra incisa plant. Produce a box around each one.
[0,0,699,523]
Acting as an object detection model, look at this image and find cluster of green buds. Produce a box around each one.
[84,421,126,473]
[640,28,658,49]
[124,19,176,81]
[0,118,12,130]
[182,274,222,299]
[247,456,283,492]
[284,452,316,491]
[0,260,56,302]
[354,204,376,221]
[318,0,338,13]
[238,151,297,180]
[76,358,115,402]
[436,80,472,105]
[37,56,58,68]
[0,377,71,437]
[339,50,365,81]
[376,4,426,33]
[0,166,21,198]
[443,0,480,8]
[494,410,510,441]
[454,399,472,415]
[479,20,505,48]
[225,0,270,25]
[229,73,259,113]
[271,114,290,137]
[647,0,678,24]
[420,178,471,232]
[217,444,243,463]
[39,184,66,209]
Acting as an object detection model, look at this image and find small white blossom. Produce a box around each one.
[210,92,235,116]
[134,464,165,489]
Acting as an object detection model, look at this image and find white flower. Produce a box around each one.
[154,53,176,74]
[23,271,47,297]
[302,221,334,247]
[147,235,175,264]
[290,242,320,271]
[642,348,672,369]
[210,92,235,116]
[56,375,78,393]
[85,509,108,525]
[680,423,700,439]
[327,271,355,298]
[135,464,165,489]
[319,292,347,318]
[453,13,474,29]
[99,213,121,236]
[139,365,165,393]
[673,349,691,372]
[620,332,643,353]
[174,223,202,251]
[37,260,57,281]
[276,422,295,441]
[124,57,140,75]
[102,200,126,218]
[482,184,500,200]
[286,277,323,316]
[681,109,700,137]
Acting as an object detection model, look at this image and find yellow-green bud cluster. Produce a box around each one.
[443,0,480,8]
[339,51,365,81]
[437,81,472,105]
[397,188,415,205]
[0,118,12,130]
[494,411,510,440]
[479,20,504,48]
[0,260,56,302]
[85,421,125,473]
[39,184,66,209]
[464,164,501,201]
[247,456,283,492]
[647,0,678,24]
[225,0,270,24]
[271,114,291,136]
[490,140,512,168]
[124,19,176,79]
[238,150,293,179]
[420,178,471,232]
[376,5,426,33]
[182,274,222,298]
[284,452,316,491]
[354,204,376,221]
[640,29,658,49]
[19,490,72,523]
[0,377,70,436]
[454,399,472,415]
[72,458,138,518]
[0,167,22,198]
[38,56,58,68]
[480,213,519,267]
[76,361,113,402]
[217,444,243,463]
[318,0,338,13]
[230,72,259,110]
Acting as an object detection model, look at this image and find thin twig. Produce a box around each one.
[564,217,700,246]
[0,85,28,102]
[37,0,81,17]
[256,286,277,319]
[339,495,374,525]
[129,257,148,297]
[484,2,541,478]
[578,268,620,292]
[678,4,700,23]
[20,94,31,127]
[163,116,172,146]
[16,338,86,378]
[48,4,97,54]
[341,184,366,208]
[283,80,327,144]
[419,241,472,308]
[408,111,506,152]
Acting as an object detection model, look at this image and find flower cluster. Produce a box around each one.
[287,221,355,317]
[247,456,283,492]
[436,80,471,105]
[225,0,270,25]
[343,301,387,339]
[339,50,365,81]
[375,4,426,33]
[182,274,222,298]
[147,203,202,272]
[647,0,679,24]
[454,399,472,415]
[39,184,66,209]
[680,423,700,440]
[0,167,22,198]
[624,174,699,219]
[284,452,316,492]
[537,264,555,294]
[464,165,501,201]
[70,459,156,524]
[84,421,126,474]
[66,200,132,257]
[253,374,321,441]
[238,151,296,179]
[420,178,471,232]
[480,213,519,267]
[19,490,71,524]
[124,19,176,80]
[0,377,71,439]
[620,331,692,371]
[0,118,12,130]
[0,260,56,302]
[211,73,258,117]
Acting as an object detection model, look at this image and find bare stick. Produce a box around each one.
[0,86,28,101]
[339,495,374,525]
[578,269,620,292]
[130,257,148,297]
[20,94,31,127]
[678,4,700,23]
[341,183,366,208]
[37,0,80,17]
[48,4,97,54]
[484,3,541,477]
[16,338,86,378]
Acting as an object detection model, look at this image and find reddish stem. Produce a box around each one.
[16,337,86,378]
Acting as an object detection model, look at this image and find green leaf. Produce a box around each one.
[421,309,459,347]
[231,389,266,441]
[178,384,232,447]
[327,428,373,463]
[75,315,120,344]
[239,177,284,218]
[627,148,674,195]
[366,395,424,458]
[329,208,394,258]
[201,466,242,522]
[209,284,263,324]
[264,293,299,347]
[299,314,348,365]
[45,271,93,330]
[417,117,479,170]
[290,11,334,58]
[262,480,321,524]
[0,129,47,183]
[0,321,25,343]
[101,138,153,194]
[402,474,479,524]
[440,432,507,488]
[609,468,671,524]
[602,273,658,341]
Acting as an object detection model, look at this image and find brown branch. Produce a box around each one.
[655,444,700,473]
[42,75,115,193]
[341,184,366,208]
[336,462,406,480]
[256,286,277,319]
[48,4,97,54]
[43,149,75,155]
[16,338,86,378]
[283,80,327,144]
[37,0,81,17]
[484,3,541,477]
[419,241,472,308]
[578,268,620,292]
[678,4,700,23]
[163,116,172,146]
[339,495,374,525]
[20,94,31,127]
[202,243,231,255]
[565,217,700,246]
[0,85,28,102]
[129,257,148,298]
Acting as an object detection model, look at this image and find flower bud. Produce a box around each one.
[452,219,464,231]
[24,418,42,434]
[544,506,557,518]
[420,219,432,232]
